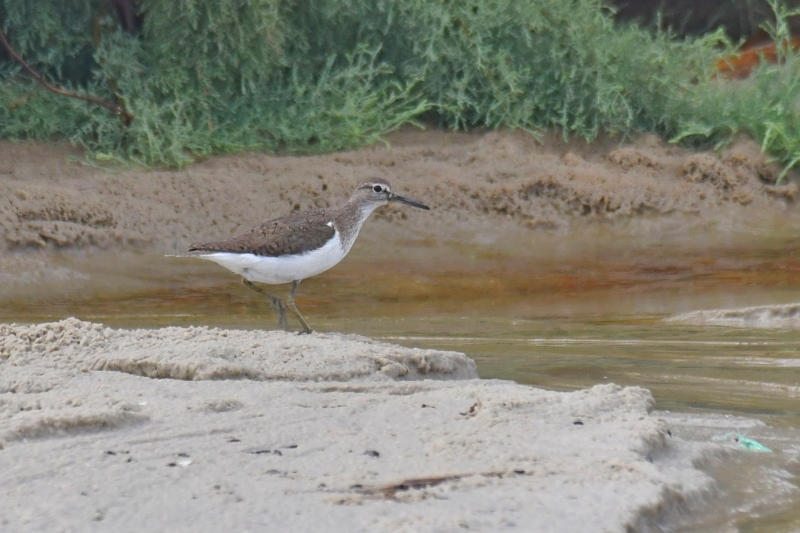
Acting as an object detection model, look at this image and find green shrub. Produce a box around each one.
[0,0,798,176]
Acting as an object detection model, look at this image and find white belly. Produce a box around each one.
[197,233,346,285]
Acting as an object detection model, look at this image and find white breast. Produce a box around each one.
[197,231,347,285]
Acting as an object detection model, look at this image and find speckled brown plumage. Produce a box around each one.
[189,178,426,258]
[188,209,339,257]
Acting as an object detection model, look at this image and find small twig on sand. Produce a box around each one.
[356,470,524,499]
[0,25,134,124]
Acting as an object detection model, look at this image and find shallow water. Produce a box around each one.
[2,240,800,532]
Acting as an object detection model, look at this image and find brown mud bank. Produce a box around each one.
[1,129,797,253]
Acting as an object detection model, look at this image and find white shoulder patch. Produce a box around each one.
[326,221,334,228]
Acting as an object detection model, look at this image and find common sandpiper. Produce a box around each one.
[186,179,430,333]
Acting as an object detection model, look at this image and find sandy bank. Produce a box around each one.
[0,319,711,532]
[0,130,796,259]
[2,128,798,311]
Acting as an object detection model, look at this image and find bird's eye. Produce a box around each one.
[373,185,383,193]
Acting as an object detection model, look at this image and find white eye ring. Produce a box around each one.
[373,185,383,193]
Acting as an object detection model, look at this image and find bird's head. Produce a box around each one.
[351,178,430,211]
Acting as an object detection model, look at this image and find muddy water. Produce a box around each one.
[2,236,800,532]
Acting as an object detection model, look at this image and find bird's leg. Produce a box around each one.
[242,278,289,331]
[287,279,312,335]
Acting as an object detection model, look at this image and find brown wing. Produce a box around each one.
[188,210,336,257]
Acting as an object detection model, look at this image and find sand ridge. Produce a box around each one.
[0,318,477,443]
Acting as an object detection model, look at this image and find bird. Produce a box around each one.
[186,178,430,333]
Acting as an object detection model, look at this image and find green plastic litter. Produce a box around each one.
[736,436,772,453]
[712,432,773,453]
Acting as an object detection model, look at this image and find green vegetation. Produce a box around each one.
[0,0,799,178]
